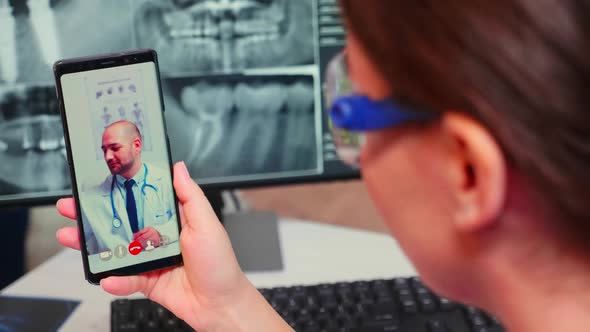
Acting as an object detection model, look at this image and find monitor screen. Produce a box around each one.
[0,0,355,206]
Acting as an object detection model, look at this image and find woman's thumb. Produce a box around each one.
[173,162,219,228]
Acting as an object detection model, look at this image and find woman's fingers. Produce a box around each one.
[57,198,77,220]
[56,226,81,250]
[101,275,151,296]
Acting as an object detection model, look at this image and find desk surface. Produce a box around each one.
[3,218,416,332]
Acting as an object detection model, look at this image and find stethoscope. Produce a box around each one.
[110,164,158,229]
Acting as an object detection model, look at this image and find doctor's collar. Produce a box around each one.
[115,163,147,187]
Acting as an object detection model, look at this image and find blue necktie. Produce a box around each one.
[124,179,140,234]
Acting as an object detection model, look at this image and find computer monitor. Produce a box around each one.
[0,0,355,207]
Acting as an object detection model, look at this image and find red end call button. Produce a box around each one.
[128,241,143,256]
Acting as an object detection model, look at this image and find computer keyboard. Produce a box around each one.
[111,277,506,332]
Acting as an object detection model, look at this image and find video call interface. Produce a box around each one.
[0,0,352,204]
[60,61,181,273]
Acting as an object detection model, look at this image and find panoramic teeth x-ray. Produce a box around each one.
[134,0,314,74]
[0,85,70,195]
[0,0,330,201]
[163,76,317,180]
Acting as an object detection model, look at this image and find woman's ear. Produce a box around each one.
[441,112,507,232]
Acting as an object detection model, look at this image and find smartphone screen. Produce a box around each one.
[56,51,181,283]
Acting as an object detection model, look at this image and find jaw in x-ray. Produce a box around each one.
[134,0,314,74]
[0,86,69,195]
[163,75,317,181]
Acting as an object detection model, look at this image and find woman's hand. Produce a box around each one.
[56,162,292,331]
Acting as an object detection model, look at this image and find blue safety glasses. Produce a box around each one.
[323,51,438,167]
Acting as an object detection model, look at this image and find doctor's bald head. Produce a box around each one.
[101,121,143,178]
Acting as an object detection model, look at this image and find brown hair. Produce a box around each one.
[340,1,590,242]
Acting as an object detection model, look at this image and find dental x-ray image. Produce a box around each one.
[0,0,353,205]
[0,85,70,197]
[163,75,318,181]
[133,0,315,75]
[0,0,133,84]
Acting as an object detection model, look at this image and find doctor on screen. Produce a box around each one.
[80,120,178,255]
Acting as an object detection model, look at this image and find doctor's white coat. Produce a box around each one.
[80,164,179,255]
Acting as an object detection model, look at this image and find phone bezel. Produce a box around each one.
[53,49,183,284]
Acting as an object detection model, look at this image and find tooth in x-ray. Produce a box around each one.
[220,20,233,72]
[29,0,60,65]
[39,115,62,151]
[22,121,35,150]
[0,1,18,82]
[134,0,313,74]
[283,80,315,169]
[227,82,286,171]
[180,82,232,166]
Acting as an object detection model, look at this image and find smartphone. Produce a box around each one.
[54,49,182,284]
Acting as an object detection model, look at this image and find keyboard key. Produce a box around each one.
[427,319,448,332]
[392,278,410,290]
[372,280,389,292]
[400,294,418,314]
[272,288,290,306]
[465,306,481,316]
[142,320,159,332]
[154,305,168,320]
[317,284,336,295]
[321,297,340,312]
[438,297,457,310]
[397,287,412,297]
[163,317,179,329]
[418,295,437,312]
[116,322,138,332]
[470,314,488,328]
[365,300,400,326]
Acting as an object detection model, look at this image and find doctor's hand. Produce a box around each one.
[55,162,292,332]
[133,227,160,248]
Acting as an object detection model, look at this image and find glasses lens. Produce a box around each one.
[323,52,364,167]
